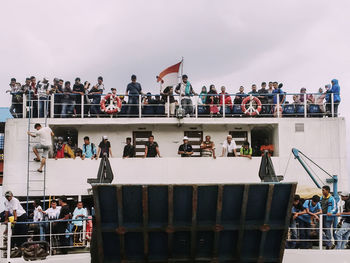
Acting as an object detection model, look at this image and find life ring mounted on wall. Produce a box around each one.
[100,94,122,114]
[241,95,262,116]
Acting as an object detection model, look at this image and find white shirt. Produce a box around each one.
[222,139,237,156]
[34,206,43,222]
[35,127,53,146]
[45,206,61,220]
[5,197,26,217]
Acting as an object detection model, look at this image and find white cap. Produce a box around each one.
[340,191,349,197]
[183,136,189,140]
[103,135,108,140]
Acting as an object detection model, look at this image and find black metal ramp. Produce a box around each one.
[91,183,296,263]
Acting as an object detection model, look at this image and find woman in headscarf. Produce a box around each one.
[198,86,208,115]
[206,85,220,116]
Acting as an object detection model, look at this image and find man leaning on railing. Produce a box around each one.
[320,185,337,249]
[335,191,350,249]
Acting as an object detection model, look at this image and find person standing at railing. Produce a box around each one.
[97,136,113,158]
[144,135,161,158]
[220,135,237,157]
[178,136,193,157]
[206,85,220,116]
[50,78,63,118]
[335,191,350,249]
[72,78,85,117]
[81,136,97,160]
[29,76,39,118]
[60,81,75,118]
[122,137,135,158]
[239,141,252,159]
[126,74,142,116]
[297,195,322,249]
[89,84,103,117]
[56,196,71,254]
[175,74,197,117]
[325,79,341,117]
[36,78,51,118]
[32,199,45,241]
[233,86,247,105]
[272,82,285,117]
[200,135,216,159]
[320,185,337,249]
[258,82,269,115]
[72,202,87,245]
[4,191,28,248]
[162,86,176,116]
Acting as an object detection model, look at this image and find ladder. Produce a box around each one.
[26,95,49,212]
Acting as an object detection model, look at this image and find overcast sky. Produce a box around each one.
[1,0,349,183]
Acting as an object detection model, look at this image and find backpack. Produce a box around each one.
[83,143,95,155]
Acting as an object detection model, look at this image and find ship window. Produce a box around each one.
[133,131,152,158]
[51,127,78,147]
[184,131,203,157]
[251,127,274,156]
[229,131,248,153]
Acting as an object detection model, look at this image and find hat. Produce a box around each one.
[103,135,108,140]
[111,88,116,91]
[5,191,13,197]
[182,74,188,79]
[340,191,349,197]
[183,136,189,140]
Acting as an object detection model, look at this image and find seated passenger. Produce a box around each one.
[144,135,161,158]
[123,137,135,158]
[200,135,216,159]
[178,136,193,157]
[239,141,252,159]
[97,136,113,158]
[260,139,274,156]
[221,135,237,157]
[81,136,97,160]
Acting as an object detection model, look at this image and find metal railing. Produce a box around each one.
[6,92,340,119]
[0,218,92,260]
[286,214,350,250]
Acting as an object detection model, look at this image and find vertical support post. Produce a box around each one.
[138,95,142,118]
[50,95,54,118]
[304,94,307,118]
[167,96,170,118]
[277,94,280,118]
[319,214,323,250]
[222,94,225,118]
[331,93,334,118]
[195,96,198,119]
[7,222,11,262]
[50,221,52,256]
[37,97,40,118]
[81,94,84,118]
[83,219,87,244]
[23,94,27,118]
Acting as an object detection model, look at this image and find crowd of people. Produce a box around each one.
[287,186,350,250]
[29,123,275,172]
[2,191,89,254]
[6,75,341,118]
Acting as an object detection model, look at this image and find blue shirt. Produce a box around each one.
[299,200,321,223]
[272,89,285,104]
[126,82,142,95]
[82,143,96,158]
[72,207,87,226]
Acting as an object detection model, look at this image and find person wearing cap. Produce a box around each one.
[123,137,135,158]
[97,136,112,158]
[178,136,193,157]
[4,191,28,247]
[6,78,24,118]
[175,74,197,116]
[335,191,350,249]
[72,77,85,117]
[36,78,51,118]
[126,74,142,116]
[221,135,237,157]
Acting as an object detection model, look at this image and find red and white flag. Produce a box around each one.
[157,60,182,89]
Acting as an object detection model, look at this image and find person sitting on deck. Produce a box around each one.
[220,135,237,157]
[27,123,54,172]
[144,135,161,158]
[178,136,193,157]
[123,137,135,158]
[239,141,252,159]
[200,135,216,159]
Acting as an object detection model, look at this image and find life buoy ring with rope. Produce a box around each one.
[241,95,262,116]
[100,94,122,114]
[85,216,93,242]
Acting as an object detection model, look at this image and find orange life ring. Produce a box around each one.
[100,94,122,114]
[241,95,262,116]
[85,216,93,242]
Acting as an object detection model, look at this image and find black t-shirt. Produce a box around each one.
[62,87,74,103]
[145,141,159,157]
[178,143,193,157]
[123,144,135,158]
[57,204,70,232]
[99,141,111,158]
[73,84,85,102]
[162,86,175,103]
[343,199,350,223]
[258,88,269,104]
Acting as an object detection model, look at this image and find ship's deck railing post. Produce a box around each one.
[81,94,84,119]
[195,96,198,119]
[222,94,225,118]
[319,214,323,250]
[23,94,27,118]
[7,222,11,262]
[304,93,307,118]
[277,94,280,118]
[331,93,334,118]
[167,96,170,118]
[50,95,54,118]
[138,95,142,118]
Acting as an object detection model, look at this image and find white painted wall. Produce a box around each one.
[2,117,348,197]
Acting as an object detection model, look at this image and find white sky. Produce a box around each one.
[1,0,349,185]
